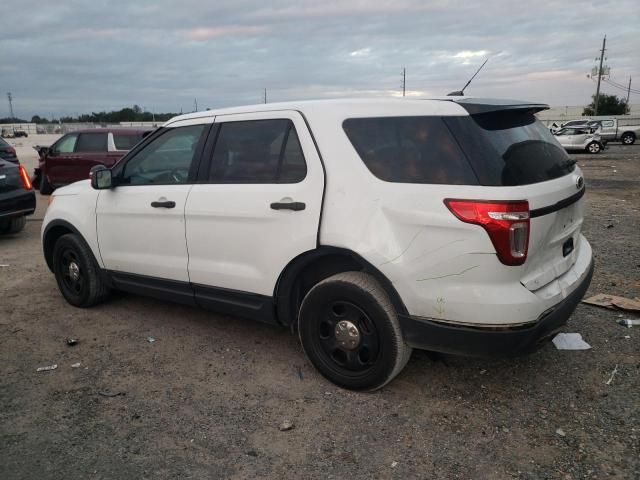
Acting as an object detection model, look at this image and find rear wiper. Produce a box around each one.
[546,158,577,176]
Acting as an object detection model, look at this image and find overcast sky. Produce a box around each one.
[1,0,639,118]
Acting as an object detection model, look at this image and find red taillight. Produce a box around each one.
[18,164,33,190]
[444,199,530,266]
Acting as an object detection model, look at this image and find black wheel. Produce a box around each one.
[0,216,26,234]
[40,170,53,195]
[298,272,411,391]
[52,233,109,307]
[621,132,635,145]
[586,142,601,154]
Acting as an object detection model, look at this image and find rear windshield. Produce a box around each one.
[343,117,477,185]
[443,111,575,186]
[343,112,574,186]
[114,132,145,150]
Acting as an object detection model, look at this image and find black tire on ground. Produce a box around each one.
[586,142,601,154]
[0,216,26,234]
[298,271,412,391]
[621,132,636,145]
[52,233,110,307]
[40,171,53,195]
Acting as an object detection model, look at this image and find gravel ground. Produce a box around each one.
[1,138,639,479]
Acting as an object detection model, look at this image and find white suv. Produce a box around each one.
[42,98,594,391]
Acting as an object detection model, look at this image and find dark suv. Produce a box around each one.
[34,128,150,194]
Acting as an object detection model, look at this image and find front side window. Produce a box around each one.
[602,120,614,128]
[343,117,477,184]
[53,133,78,153]
[209,119,307,183]
[76,133,108,152]
[120,125,205,185]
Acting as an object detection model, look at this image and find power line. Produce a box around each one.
[602,79,640,95]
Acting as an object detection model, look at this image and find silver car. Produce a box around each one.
[554,127,604,154]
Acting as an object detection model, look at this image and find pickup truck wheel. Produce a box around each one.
[621,132,635,145]
[52,233,109,307]
[40,171,53,195]
[0,216,26,234]
[586,142,601,154]
[298,272,412,391]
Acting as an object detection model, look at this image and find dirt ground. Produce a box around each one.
[1,137,639,479]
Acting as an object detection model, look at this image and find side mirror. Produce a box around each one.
[90,165,113,189]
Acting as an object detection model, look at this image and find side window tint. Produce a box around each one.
[76,133,108,152]
[54,134,78,153]
[210,119,307,183]
[121,125,205,186]
[343,117,476,185]
[603,120,614,127]
[114,133,144,150]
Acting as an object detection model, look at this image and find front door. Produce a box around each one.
[96,120,211,283]
[185,111,324,298]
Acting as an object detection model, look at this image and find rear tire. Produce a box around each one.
[40,171,53,195]
[586,142,601,154]
[621,132,636,145]
[298,271,412,391]
[52,233,109,307]
[0,216,26,234]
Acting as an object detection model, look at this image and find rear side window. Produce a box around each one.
[444,111,574,186]
[75,133,107,152]
[343,117,477,185]
[210,119,306,183]
[113,133,144,150]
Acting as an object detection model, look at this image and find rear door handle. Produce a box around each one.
[151,200,176,209]
[270,201,306,211]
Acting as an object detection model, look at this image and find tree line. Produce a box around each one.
[0,105,180,124]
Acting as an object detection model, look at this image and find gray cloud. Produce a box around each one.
[1,0,638,118]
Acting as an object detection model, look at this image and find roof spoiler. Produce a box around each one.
[443,98,549,115]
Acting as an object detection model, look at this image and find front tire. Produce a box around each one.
[52,233,109,307]
[587,142,601,154]
[621,132,636,145]
[0,216,26,234]
[298,272,412,391]
[40,170,53,195]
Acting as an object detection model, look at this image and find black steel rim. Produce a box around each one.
[59,248,84,296]
[316,300,380,374]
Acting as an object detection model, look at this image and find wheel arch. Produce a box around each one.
[42,220,93,272]
[274,246,408,328]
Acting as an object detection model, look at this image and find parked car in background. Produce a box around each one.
[1,128,28,138]
[42,98,593,390]
[554,126,604,153]
[557,118,640,144]
[0,158,35,234]
[0,137,19,163]
[34,128,150,194]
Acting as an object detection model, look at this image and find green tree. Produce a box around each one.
[583,93,629,116]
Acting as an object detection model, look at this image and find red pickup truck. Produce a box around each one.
[34,128,151,194]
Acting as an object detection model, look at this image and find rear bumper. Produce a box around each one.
[398,259,594,357]
[0,190,36,219]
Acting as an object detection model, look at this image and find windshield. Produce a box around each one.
[444,111,575,186]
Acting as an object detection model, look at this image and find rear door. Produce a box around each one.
[96,119,211,283]
[184,111,324,298]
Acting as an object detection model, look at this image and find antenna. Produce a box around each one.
[447,58,489,96]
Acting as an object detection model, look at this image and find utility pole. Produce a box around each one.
[7,92,15,121]
[594,35,606,116]
[402,68,406,97]
[264,88,267,104]
[194,98,198,112]
[626,77,632,111]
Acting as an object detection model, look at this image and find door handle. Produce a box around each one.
[151,200,176,208]
[270,201,306,211]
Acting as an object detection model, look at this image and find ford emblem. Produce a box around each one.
[576,176,584,189]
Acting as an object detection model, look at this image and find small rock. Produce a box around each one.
[502,427,510,433]
[556,428,566,437]
[480,369,487,375]
[71,362,81,368]
[147,337,155,343]
[279,420,294,431]
[66,338,78,346]
[391,461,398,468]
